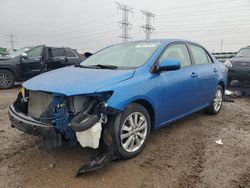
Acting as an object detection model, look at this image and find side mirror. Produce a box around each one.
[157,59,181,72]
[83,52,92,58]
[21,52,27,59]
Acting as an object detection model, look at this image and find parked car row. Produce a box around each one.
[0,45,84,89]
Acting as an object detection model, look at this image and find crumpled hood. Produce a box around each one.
[23,66,135,96]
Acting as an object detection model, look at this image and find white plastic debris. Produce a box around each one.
[215,139,223,145]
[225,90,233,96]
[76,121,102,149]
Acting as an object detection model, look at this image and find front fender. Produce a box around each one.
[97,71,160,127]
[108,92,156,112]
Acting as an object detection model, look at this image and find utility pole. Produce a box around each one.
[220,39,223,52]
[115,2,133,43]
[6,34,17,50]
[140,10,156,40]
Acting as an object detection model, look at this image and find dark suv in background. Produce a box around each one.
[225,46,250,85]
[0,45,84,89]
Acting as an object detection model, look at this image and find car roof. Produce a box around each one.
[124,39,200,45]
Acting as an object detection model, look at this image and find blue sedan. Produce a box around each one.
[9,39,227,160]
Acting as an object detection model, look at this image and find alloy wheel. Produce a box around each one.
[0,72,12,87]
[120,112,148,153]
[213,88,223,112]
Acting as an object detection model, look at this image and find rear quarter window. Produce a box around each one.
[66,49,77,58]
[189,45,210,65]
[52,48,64,57]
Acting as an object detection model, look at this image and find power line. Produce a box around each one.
[156,20,250,30]
[157,7,250,20]
[115,2,133,43]
[140,10,156,39]
[157,27,250,33]
[152,0,240,12]
[56,30,120,43]
[40,19,118,37]
[6,34,17,50]
[39,14,117,35]
[56,28,119,41]
[60,31,144,46]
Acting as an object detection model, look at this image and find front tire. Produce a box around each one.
[111,103,151,159]
[206,85,223,115]
[0,70,15,89]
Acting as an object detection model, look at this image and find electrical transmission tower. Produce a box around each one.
[6,34,17,50]
[140,10,156,39]
[115,2,133,43]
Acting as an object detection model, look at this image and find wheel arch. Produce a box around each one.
[130,99,155,132]
[218,80,225,93]
[0,67,17,80]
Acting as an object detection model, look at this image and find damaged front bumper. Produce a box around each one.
[9,105,58,137]
[9,92,121,175]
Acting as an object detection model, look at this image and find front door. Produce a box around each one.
[21,46,45,78]
[157,43,199,125]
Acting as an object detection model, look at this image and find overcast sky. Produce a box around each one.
[0,0,250,53]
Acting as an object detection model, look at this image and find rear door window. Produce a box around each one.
[189,45,210,65]
[52,48,64,57]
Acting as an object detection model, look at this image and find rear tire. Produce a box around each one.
[0,70,15,89]
[206,85,223,115]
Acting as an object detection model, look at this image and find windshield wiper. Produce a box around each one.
[75,64,118,69]
[95,64,118,69]
[75,64,98,69]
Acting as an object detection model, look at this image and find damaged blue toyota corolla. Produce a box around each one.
[9,39,227,175]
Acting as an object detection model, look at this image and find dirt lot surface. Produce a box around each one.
[0,86,249,188]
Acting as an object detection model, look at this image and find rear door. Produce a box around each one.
[188,44,218,106]
[46,48,66,71]
[21,46,45,78]
[157,43,200,125]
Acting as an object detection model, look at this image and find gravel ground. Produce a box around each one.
[0,86,249,188]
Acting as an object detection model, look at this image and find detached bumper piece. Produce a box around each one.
[8,105,62,149]
[75,152,112,177]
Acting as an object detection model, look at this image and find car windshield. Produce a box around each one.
[236,48,250,57]
[80,42,161,69]
[9,47,30,58]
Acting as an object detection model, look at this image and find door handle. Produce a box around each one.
[213,68,218,73]
[191,72,198,78]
